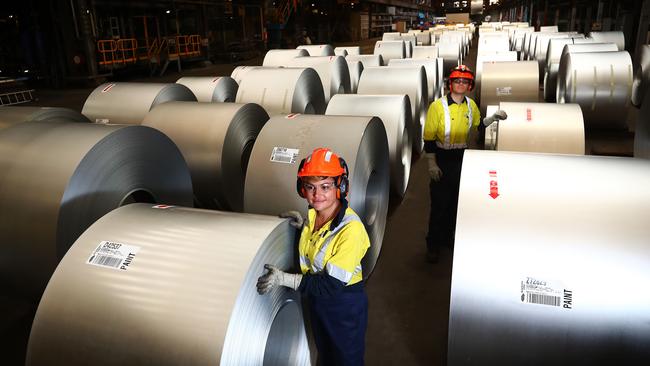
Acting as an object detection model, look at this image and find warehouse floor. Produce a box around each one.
[5,35,636,365]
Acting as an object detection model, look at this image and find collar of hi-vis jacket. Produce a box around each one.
[439,94,472,149]
[308,198,348,233]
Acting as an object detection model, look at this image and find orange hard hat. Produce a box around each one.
[448,64,475,90]
[297,147,346,177]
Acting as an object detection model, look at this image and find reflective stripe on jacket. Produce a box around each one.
[424,94,481,149]
[299,207,369,286]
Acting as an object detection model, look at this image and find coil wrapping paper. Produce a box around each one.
[286,56,351,102]
[297,44,334,56]
[543,37,590,102]
[346,60,363,94]
[448,150,650,366]
[142,101,269,211]
[388,58,440,102]
[557,51,632,129]
[437,42,461,76]
[373,41,405,65]
[0,106,89,130]
[26,204,311,366]
[357,66,428,154]
[326,94,412,197]
[345,54,383,68]
[540,25,559,32]
[82,82,196,124]
[631,45,650,107]
[175,76,238,103]
[262,49,309,66]
[475,51,518,98]
[588,31,625,51]
[230,65,259,84]
[382,32,402,41]
[412,45,438,59]
[235,67,326,115]
[335,46,360,56]
[479,61,538,115]
[244,114,389,277]
[634,89,650,158]
[484,102,585,154]
[400,34,416,57]
[0,122,193,300]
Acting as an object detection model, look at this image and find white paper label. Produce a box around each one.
[520,276,573,309]
[87,241,140,271]
[95,118,110,124]
[496,86,512,96]
[270,147,300,164]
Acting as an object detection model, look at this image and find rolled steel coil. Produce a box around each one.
[543,37,590,102]
[522,31,534,59]
[479,61,538,116]
[588,31,625,51]
[484,102,585,154]
[415,32,431,46]
[334,48,348,56]
[346,60,363,94]
[335,46,360,56]
[532,33,570,79]
[477,33,510,55]
[635,90,650,158]
[0,122,193,300]
[631,45,650,107]
[373,41,405,65]
[142,101,269,211]
[357,66,428,154]
[26,203,311,366]
[557,51,632,129]
[286,56,351,103]
[512,27,533,53]
[412,45,439,59]
[400,34,416,57]
[297,44,334,56]
[382,32,402,41]
[437,42,461,76]
[231,65,259,84]
[0,106,89,130]
[388,58,440,102]
[539,25,559,32]
[235,67,326,115]
[175,76,238,103]
[345,54,383,68]
[475,51,518,99]
[262,49,309,66]
[82,82,196,124]
[525,32,539,60]
[449,149,650,366]
[326,94,412,197]
[244,114,389,277]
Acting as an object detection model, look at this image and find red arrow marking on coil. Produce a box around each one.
[489,170,499,199]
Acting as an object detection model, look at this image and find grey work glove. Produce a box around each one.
[426,153,443,182]
[256,264,303,295]
[482,109,508,127]
[279,210,304,229]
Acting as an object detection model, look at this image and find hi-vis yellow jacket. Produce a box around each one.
[424,94,481,150]
[299,207,369,286]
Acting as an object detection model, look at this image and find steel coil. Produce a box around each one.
[142,101,269,211]
[326,94,412,197]
[382,32,402,41]
[0,122,193,300]
[588,31,625,51]
[373,41,405,65]
[484,102,585,154]
[357,66,428,154]
[388,58,440,102]
[475,51,518,98]
[400,34,416,57]
[334,49,348,56]
[235,67,326,115]
[449,150,650,366]
[635,91,650,158]
[335,46,360,56]
[345,54,383,68]
[243,114,389,277]
[557,51,632,129]
[82,82,196,124]
[297,44,334,56]
[631,45,650,107]
[175,76,238,103]
[0,106,89,130]
[231,65,259,84]
[437,42,460,76]
[262,49,309,66]
[286,56,351,102]
[346,60,363,94]
[415,32,431,46]
[543,37,589,102]
[477,33,510,55]
[540,25,558,32]
[26,204,311,366]
[412,45,438,59]
[532,33,570,79]
[479,61,538,116]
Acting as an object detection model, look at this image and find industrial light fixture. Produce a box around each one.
[165,10,171,14]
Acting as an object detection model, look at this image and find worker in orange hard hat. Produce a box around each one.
[257,147,370,366]
[423,65,507,263]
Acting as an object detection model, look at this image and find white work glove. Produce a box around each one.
[482,109,508,127]
[279,210,304,229]
[256,264,303,294]
[426,153,443,182]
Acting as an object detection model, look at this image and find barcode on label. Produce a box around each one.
[89,254,122,268]
[526,293,561,307]
[270,147,299,164]
[87,241,140,271]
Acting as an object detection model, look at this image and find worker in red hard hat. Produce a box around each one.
[257,147,370,366]
[423,64,507,263]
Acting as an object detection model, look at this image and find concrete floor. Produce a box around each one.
[2,35,637,365]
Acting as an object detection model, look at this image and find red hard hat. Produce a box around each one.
[297,147,346,177]
[449,64,475,81]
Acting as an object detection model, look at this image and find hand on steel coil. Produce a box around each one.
[279,210,304,229]
[257,264,303,294]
